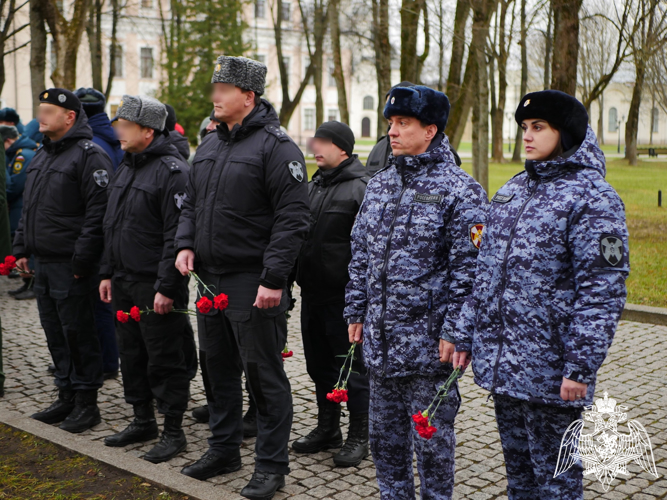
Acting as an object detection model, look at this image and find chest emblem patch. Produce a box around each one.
[469,223,485,250]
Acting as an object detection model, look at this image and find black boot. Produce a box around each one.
[104,402,158,447]
[7,279,29,296]
[334,413,369,467]
[292,404,343,453]
[181,449,242,480]
[243,403,258,439]
[240,471,285,500]
[144,414,187,463]
[31,390,76,424]
[14,279,35,300]
[59,390,101,433]
[192,405,209,424]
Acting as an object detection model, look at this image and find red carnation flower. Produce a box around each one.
[281,350,293,359]
[214,293,229,310]
[197,296,213,314]
[4,255,16,268]
[116,310,129,323]
[326,388,349,404]
[130,306,142,322]
[0,264,9,276]
[412,412,429,428]
[417,425,437,440]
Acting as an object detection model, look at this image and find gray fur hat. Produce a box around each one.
[114,95,167,131]
[211,56,267,96]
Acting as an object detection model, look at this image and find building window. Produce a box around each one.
[110,45,123,77]
[327,108,338,122]
[652,107,659,133]
[608,107,618,132]
[281,1,290,21]
[282,57,290,86]
[140,47,154,79]
[255,0,265,18]
[362,117,371,137]
[363,95,374,110]
[140,0,152,8]
[304,108,315,130]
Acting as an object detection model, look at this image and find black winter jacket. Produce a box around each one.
[101,133,189,299]
[13,109,113,276]
[175,100,310,290]
[169,130,191,162]
[296,155,368,304]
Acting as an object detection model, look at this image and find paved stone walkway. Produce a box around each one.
[0,276,665,499]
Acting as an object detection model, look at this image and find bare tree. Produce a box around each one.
[490,0,515,162]
[400,0,429,83]
[444,0,470,148]
[550,0,583,95]
[624,0,667,165]
[271,0,316,127]
[371,0,391,138]
[29,0,46,115]
[470,0,497,195]
[511,0,526,162]
[0,0,29,95]
[329,0,348,123]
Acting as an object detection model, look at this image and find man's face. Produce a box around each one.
[115,118,154,153]
[211,83,252,125]
[38,104,76,137]
[386,116,437,156]
[310,137,347,170]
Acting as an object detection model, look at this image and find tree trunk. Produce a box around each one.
[625,58,646,165]
[329,0,349,124]
[437,0,444,91]
[400,0,425,82]
[543,4,552,89]
[86,0,103,90]
[372,0,391,139]
[445,0,471,105]
[597,93,604,145]
[491,0,511,163]
[470,0,496,195]
[550,0,583,95]
[313,0,326,127]
[512,0,526,163]
[104,0,120,100]
[446,53,475,150]
[29,0,47,116]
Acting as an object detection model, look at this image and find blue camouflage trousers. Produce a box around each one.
[493,394,584,500]
[369,372,461,499]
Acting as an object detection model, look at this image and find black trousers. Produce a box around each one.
[33,260,103,391]
[197,270,292,475]
[111,278,194,417]
[301,298,369,414]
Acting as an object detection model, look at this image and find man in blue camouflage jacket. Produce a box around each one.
[345,85,488,499]
[459,90,630,500]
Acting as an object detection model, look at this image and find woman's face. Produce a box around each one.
[521,119,561,161]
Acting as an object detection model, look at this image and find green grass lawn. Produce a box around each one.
[306,157,666,308]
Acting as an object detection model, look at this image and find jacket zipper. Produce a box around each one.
[378,183,408,376]
[491,180,539,391]
[206,141,235,250]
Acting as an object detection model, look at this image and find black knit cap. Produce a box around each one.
[39,88,81,113]
[74,88,106,117]
[314,121,355,157]
[515,90,589,148]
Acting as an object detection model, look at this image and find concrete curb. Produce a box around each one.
[0,407,242,500]
[622,303,667,326]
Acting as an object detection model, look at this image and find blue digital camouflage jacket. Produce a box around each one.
[458,126,629,407]
[344,135,488,378]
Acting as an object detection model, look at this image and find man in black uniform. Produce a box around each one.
[293,121,370,466]
[13,89,111,433]
[175,56,310,500]
[99,95,193,463]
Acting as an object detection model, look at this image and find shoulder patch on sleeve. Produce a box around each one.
[265,125,290,142]
[599,234,625,267]
[12,161,24,174]
[288,160,305,182]
[93,169,110,187]
[174,192,187,209]
[469,223,485,250]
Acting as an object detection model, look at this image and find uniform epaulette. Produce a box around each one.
[78,139,95,152]
[161,156,181,172]
[265,125,290,142]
